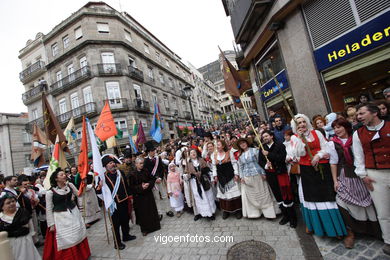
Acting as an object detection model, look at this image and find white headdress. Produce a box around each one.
[290,114,313,134]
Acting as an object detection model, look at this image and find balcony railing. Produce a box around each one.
[97,63,122,76]
[128,66,144,82]
[57,102,97,126]
[22,82,48,105]
[104,98,129,112]
[26,117,44,133]
[184,111,192,120]
[50,66,91,95]
[19,60,46,83]
[133,99,150,112]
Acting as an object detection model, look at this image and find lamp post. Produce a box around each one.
[183,85,196,126]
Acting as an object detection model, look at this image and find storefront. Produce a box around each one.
[255,40,297,122]
[312,10,390,112]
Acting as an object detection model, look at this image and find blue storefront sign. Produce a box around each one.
[314,10,390,71]
[259,69,289,102]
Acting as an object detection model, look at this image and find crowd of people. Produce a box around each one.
[0,89,389,259]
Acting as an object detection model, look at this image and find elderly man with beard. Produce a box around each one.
[102,154,136,250]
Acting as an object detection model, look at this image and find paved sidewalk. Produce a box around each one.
[88,209,305,260]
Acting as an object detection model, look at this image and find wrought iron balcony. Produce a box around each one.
[146,76,155,84]
[50,66,91,96]
[19,60,46,83]
[97,63,122,76]
[104,98,129,112]
[57,102,97,126]
[22,82,48,105]
[25,117,44,133]
[184,111,192,120]
[128,66,144,82]
[133,99,150,112]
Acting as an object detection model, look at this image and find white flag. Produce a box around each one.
[86,118,113,211]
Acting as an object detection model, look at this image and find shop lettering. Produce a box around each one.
[263,83,284,98]
[327,26,390,63]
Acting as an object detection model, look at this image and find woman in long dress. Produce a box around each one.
[236,138,277,219]
[290,114,347,238]
[43,168,90,260]
[128,157,161,236]
[212,140,242,219]
[184,149,216,221]
[329,118,381,248]
[78,167,101,228]
[167,162,184,217]
[0,194,41,260]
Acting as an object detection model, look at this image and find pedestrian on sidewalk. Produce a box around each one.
[352,104,390,255]
[290,114,347,238]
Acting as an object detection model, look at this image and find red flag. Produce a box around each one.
[77,117,89,196]
[94,101,117,141]
[42,93,69,152]
[136,120,146,146]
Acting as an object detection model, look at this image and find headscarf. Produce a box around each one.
[325,113,337,137]
[290,114,313,134]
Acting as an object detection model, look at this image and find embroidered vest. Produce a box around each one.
[357,121,390,169]
[298,130,329,166]
[52,188,76,212]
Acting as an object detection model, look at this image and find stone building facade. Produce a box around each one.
[18,2,210,152]
[0,113,32,176]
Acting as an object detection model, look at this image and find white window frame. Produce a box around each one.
[159,72,164,84]
[83,86,93,106]
[144,43,150,54]
[63,35,70,49]
[59,98,67,114]
[56,71,62,87]
[147,66,154,79]
[75,26,83,40]
[105,81,122,109]
[31,109,38,120]
[165,58,170,68]
[133,84,142,100]
[114,119,128,137]
[97,22,109,33]
[140,119,148,128]
[52,43,58,57]
[128,56,136,68]
[156,52,161,62]
[124,29,132,42]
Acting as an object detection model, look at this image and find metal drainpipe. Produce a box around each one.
[7,124,15,176]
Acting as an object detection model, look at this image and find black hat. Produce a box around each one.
[101,154,121,167]
[145,140,156,153]
[123,147,132,158]
[204,132,212,139]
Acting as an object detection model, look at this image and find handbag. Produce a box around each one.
[290,163,300,175]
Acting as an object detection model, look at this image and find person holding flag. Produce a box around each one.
[102,154,136,250]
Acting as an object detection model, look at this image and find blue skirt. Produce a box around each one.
[299,178,347,237]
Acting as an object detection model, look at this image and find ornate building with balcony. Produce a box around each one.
[19,2,202,151]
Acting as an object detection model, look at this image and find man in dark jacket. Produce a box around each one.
[102,154,136,250]
[258,131,297,228]
[144,141,173,218]
[273,116,291,143]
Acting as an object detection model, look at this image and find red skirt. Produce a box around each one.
[43,228,91,260]
[277,173,293,201]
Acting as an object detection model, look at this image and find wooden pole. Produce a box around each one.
[107,209,121,259]
[102,206,110,244]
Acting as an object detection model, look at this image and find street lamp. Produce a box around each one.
[183,85,196,126]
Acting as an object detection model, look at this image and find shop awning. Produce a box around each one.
[264,90,292,108]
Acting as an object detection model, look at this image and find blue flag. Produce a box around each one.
[150,103,163,143]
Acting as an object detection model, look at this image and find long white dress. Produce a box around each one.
[77,172,101,224]
[0,212,41,260]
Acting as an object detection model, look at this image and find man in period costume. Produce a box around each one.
[102,154,136,250]
[258,130,297,228]
[353,104,390,255]
[144,141,174,218]
[118,147,135,179]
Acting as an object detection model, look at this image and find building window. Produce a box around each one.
[75,26,82,40]
[134,84,142,100]
[152,93,158,104]
[144,43,150,54]
[140,119,148,128]
[168,78,174,88]
[165,59,170,68]
[256,42,284,86]
[147,66,154,79]
[115,119,128,137]
[163,95,169,110]
[59,98,67,114]
[31,109,38,120]
[25,154,32,167]
[97,22,109,33]
[128,56,136,68]
[156,52,161,62]
[176,65,179,73]
[83,86,93,110]
[124,30,132,42]
[159,72,165,84]
[23,130,31,144]
[63,35,70,49]
[51,43,58,57]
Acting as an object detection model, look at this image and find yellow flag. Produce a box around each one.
[106,135,117,149]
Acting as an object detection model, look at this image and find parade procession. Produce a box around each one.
[0,1,389,259]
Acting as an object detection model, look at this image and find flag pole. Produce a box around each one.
[107,209,121,259]
[102,206,110,244]
[267,68,323,177]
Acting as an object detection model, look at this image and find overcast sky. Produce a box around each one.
[0,0,234,113]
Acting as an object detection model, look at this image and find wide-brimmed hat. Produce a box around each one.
[233,137,252,150]
[101,154,121,167]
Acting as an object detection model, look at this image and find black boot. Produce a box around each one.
[235,211,242,219]
[194,214,202,221]
[279,205,289,225]
[287,206,297,228]
[222,211,230,219]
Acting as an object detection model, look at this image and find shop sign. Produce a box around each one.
[259,69,289,102]
[314,11,390,71]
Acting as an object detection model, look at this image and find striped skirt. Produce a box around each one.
[299,178,347,237]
